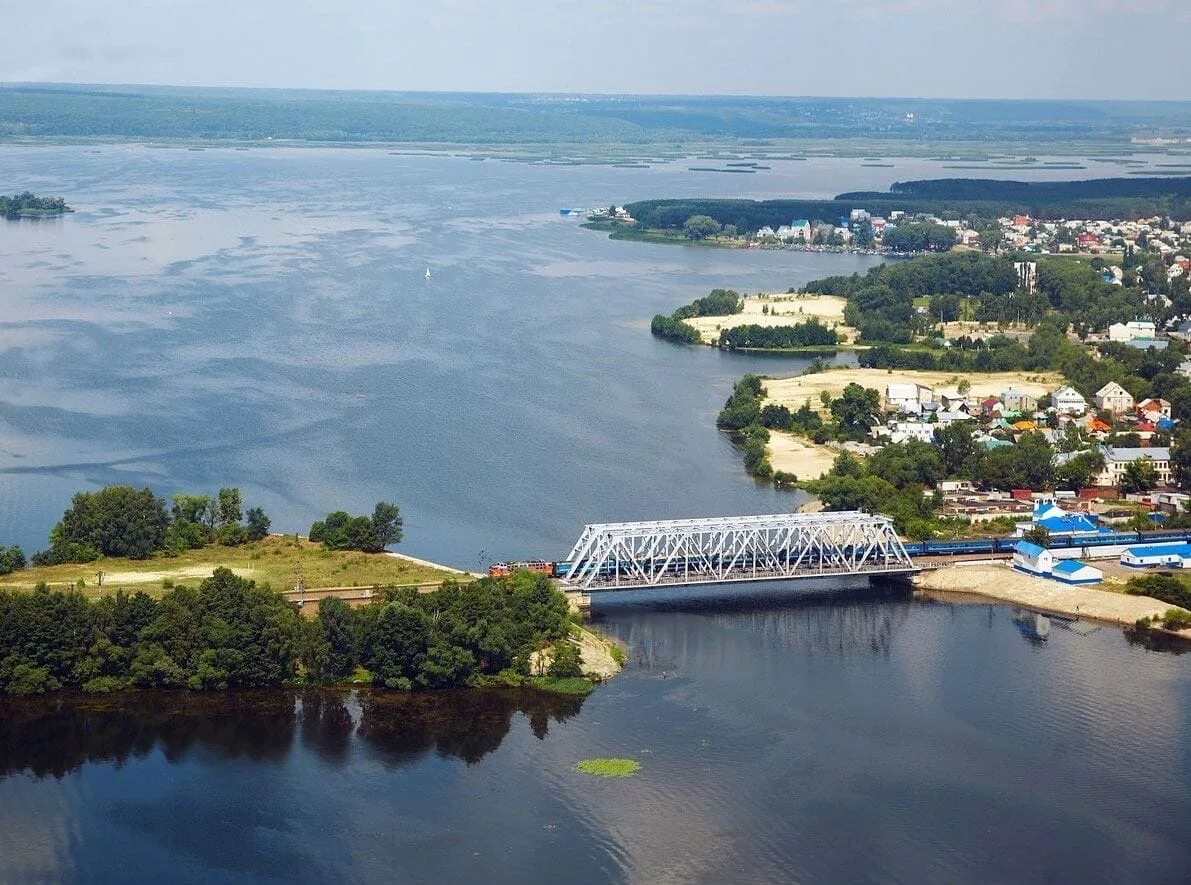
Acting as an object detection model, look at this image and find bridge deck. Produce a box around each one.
[560,511,915,592]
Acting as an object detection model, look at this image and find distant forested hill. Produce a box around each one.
[1,84,1190,145]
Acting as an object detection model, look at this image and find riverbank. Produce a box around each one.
[915,562,1191,631]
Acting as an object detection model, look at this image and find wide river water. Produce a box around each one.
[1,147,1190,882]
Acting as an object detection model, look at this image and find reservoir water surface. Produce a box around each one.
[1,148,1189,883]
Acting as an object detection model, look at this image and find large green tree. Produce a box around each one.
[54,486,170,560]
[829,384,881,440]
[682,214,722,240]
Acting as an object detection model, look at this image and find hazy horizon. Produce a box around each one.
[8,0,1190,101]
[7,82,1191,106]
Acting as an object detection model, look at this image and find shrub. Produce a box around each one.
[547,641,583,679]
[1160,609,1191,630]
[1125,574,1190,609]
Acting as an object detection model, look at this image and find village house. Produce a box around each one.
[1136,397,1172,420]
[936,409,975,427]
[1094,381,1134,414]
[884,383,932,414]
[1051,385,1088,415]
[1001,388,1037,412]
[1095,446,1172,488]
[934,387,968,412]
[1108,320,1157,342]
[788,219,812,241]
[875,421,936,444]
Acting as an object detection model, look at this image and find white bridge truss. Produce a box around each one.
[560,511,915,591]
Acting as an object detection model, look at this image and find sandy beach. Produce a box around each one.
[763,367,1062,414]
[766,431,843,479]
[682,293,854,344]
[916,561,1189,627]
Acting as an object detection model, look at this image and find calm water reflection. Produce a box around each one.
[2,588,1189,884]
[0,688,585,780]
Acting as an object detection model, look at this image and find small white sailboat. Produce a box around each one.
[425,267,431,280]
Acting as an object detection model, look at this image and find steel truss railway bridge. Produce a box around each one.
[559,511,916,592]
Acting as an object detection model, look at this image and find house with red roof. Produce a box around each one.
[1137,397,1172,419]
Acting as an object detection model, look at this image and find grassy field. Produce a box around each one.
[0,535,465,598]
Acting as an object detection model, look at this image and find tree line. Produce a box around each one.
[650,288,743,344]
[26,486,271,566]
[881,222,957,253]
[0,567,579,697]
[718,319,839,350]
[1,485,410,582]
[626,178,1191,233]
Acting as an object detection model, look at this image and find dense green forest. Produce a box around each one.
[0,192,68,218]
[3,86,1189,144]
[0,567,579,696]
[626,177,1191,230]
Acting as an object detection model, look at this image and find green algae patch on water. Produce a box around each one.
[574,758,641,778]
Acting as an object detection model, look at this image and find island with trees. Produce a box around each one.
[1,192,70,219]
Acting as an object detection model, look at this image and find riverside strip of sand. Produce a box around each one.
[766,432,857,480]
[763,368,1062,414]
[916,562,1189,626]
[682,293,855,344]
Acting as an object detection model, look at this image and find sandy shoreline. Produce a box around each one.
[683,293,854,344]
[766,431,844,479]
[915,561,1189,627]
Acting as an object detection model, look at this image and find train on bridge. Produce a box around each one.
[902,528,1191,557]
[489,528,1191,579]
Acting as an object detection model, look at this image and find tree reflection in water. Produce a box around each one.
[0,688,586,780]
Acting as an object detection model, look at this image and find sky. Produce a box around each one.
[4,0,1190,100]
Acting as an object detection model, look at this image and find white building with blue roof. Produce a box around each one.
[1012,541,1054,576]
[1050,560,1103,585]
[1120,543,1191,569]
[1015,499,1103,538]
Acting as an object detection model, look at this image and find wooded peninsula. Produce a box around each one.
[0,486,605,698]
